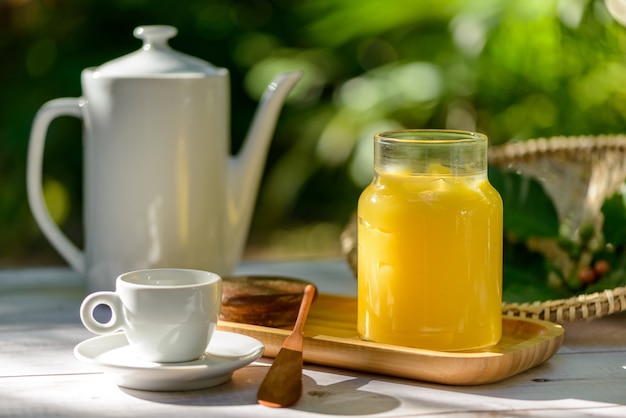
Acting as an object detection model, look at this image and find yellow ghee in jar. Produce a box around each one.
[357,167,503,351]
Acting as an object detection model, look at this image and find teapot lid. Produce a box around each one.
[94,25,226,77]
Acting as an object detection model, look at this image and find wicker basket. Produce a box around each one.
[341,135,626,323]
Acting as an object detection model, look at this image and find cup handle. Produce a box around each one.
[27,98,85,275]
[80,291,125,335]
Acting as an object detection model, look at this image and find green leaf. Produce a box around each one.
[502,241,566,303]
[585,268,626,294]
[601,192,626,248]
[503,268,565,303]
[489,166,560,240]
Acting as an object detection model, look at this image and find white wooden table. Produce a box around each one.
[1,259,626,417]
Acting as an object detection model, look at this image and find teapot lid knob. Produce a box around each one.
[133,25,177,50]
[91,25,227,77]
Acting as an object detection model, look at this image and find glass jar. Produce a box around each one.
[357,130,503,351]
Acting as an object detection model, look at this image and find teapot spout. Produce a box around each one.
[226,71,303,269]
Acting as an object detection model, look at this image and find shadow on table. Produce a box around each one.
[301,359,626,411]
[296,375,401,415]
[444,357,626,406]
[120,363,401,415]
[118,321,626,414]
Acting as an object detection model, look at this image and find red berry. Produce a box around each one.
[593,260,611,277]
[578,268,596,285]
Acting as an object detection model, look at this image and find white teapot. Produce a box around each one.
[27,25,302,291]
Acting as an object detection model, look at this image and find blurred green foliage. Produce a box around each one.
[1,0,626,264]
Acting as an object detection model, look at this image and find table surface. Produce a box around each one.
[1,258,625,417]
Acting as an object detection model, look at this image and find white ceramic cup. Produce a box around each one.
[80,268,222,363]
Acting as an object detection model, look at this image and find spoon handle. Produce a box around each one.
[281,285,316,351]
[257,284,316,408]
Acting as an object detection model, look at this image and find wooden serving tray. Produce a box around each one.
[217,294,564,385]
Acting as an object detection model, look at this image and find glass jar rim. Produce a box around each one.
[375,129,487,144]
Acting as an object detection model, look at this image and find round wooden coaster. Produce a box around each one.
[220,275,316,328]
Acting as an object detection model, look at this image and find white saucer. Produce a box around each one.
[74,330,264,391]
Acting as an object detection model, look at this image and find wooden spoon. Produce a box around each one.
[257,284,316,408]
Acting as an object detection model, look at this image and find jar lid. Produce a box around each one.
[93,25,226,77]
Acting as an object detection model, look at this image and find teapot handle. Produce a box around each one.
[27,98,85,275]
